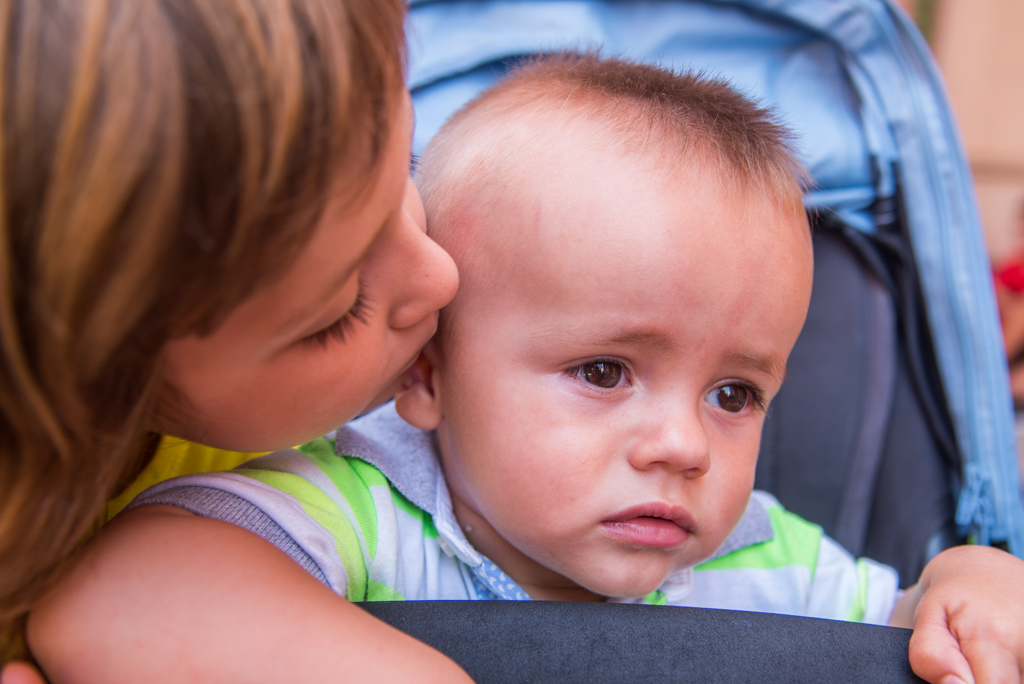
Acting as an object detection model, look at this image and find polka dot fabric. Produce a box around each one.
[472,557,530,601]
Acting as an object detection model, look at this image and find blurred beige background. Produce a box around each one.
[897,0,1024,262]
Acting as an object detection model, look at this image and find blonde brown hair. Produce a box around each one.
[0,0,405,660]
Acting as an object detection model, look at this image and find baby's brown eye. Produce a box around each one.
[709,385,749,413]
[580,362,623,388]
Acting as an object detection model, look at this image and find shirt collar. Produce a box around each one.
[334,403,482,566]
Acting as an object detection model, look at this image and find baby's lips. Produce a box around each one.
[601,517,691,548]
[602,502,696,532]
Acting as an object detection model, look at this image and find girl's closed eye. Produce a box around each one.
[568,359,630,389]
[305,291,372,347]
[705,382,765,413]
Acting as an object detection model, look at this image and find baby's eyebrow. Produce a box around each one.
[598,329,680,353]
[533,328,788,380]
[723,351,789,381]
[536,327,681,354]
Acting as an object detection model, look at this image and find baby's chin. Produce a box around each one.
[562,557,686,600]
[530,532,721,600]
[578,576,668,601]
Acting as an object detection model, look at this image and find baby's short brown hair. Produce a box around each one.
[418,52,805,234]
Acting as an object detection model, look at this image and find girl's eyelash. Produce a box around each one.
[305,292,372,348]
[410,153,420,174]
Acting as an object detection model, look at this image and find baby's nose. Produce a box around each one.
[627,413,710,477]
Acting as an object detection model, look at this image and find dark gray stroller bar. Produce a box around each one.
[362,600,926,683]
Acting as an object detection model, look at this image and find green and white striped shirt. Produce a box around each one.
[133,404,900,623]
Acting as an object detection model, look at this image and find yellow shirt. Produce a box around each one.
[103,437,268,524]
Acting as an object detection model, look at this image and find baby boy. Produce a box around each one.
[34,54,1024,683]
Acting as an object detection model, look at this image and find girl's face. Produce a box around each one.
[154,95,458,451]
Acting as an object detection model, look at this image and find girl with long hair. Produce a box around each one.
[0,1,465,680]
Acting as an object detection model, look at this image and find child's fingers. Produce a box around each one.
[912,596,1024,684]
[908,602,975,684]
[908,547,1024,684]
[955,622,1023,684]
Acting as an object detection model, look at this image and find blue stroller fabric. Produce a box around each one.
[406,0,1024,559]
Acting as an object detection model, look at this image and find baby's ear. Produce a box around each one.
[394,342,444,430]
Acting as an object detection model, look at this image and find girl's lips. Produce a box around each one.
[601,504,696,548]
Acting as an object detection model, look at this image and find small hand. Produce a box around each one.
[904,545,1024,684]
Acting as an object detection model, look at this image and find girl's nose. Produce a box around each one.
[627,408,711,478]
[388,179,459,330]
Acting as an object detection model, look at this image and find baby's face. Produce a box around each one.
[423,132,813,600]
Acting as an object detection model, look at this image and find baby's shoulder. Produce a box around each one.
[698,491,824,574]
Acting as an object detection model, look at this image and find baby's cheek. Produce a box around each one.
[501,485,574,543]
[688,485,751,562]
